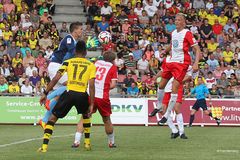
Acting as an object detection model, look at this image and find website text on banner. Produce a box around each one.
[0,97,148,125]
[0,97,103,124]
[148,99,240,126]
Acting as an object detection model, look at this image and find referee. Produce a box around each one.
[38,40,96,152]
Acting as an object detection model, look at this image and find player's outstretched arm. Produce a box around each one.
[88,78,95,115]
[192,45,201,72]
[110,80,117,90]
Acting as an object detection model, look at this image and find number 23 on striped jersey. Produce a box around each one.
[96,66,106,80]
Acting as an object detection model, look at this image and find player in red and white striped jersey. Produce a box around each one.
[72,51,118,148]
[153,13,201,124]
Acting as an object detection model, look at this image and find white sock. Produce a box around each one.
[107,132,115,144]
[74,132,82,144]
[157,89,164,110]
[164,94,178,119]
[177,113,184,135]
[167,117,178,133]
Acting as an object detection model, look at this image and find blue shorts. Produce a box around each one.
[192,99,208,111]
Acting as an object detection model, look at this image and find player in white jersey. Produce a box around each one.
[72,51,118,148]
[151,13,201,125]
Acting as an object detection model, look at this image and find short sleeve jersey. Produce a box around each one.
[94,60,118,99]
[58,57,96,92]
[167,29,197,64]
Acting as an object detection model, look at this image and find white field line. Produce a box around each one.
[216,150,239,153]
[0,134,74,148]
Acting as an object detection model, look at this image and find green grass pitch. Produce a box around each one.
[0,125,239,160]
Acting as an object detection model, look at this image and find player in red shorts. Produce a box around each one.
[161,65,193,139]
[150,13,200,124]
[72,51,118,148]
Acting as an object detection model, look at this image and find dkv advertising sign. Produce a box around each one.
[110,98,148,125]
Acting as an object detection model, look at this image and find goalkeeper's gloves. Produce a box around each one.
[86,36,100,49]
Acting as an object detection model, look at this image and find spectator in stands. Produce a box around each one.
[6,70,18,84]
[138,34,150,50]
[209,84,221,97]
[144,73,155,89]
[33,81,44,95]
[127,82,139,98]
[200,18,212,40]
[7,41,21,58]
[115,53,125,75]
[39,31,52,51]
[213,47,224,67]
[20,41,31,58]
[29,70,40,87]
[0,61,12,77]
[224,65,235,79]
[116,35,127,52]
[11,52,22,68]
[8,79,20,94]
[125,53,138,76]
[0,76,8,93]
[35,51,46,69]
[14,62,24,77]
[229,73,239,86]
[149,54,159,75]
[59,22,68,39]
[143,44,154,61]
[144,0,158,18]
[46,0,55,15]
[40,71,50,88]
[235,64,240,80]
[137,54,149,77]
[207,53,219,71]
[132,44,143,61]
[25,61,37,77]
[206,9,218,26]
[213,66,223,80]
[223,85,234,98]
[122,19,130,34]
[217,72,230,94]
[21,78,32,96]
[147,85,156,97]
[207,38,218,53]
[122,72,135,95]
[200,63,210,78]
[22,50,34,68]
[3,0,16,15]
[98,15,109,32]
[138,10,149,28]
[230,53,240,69]
[223,45,234,65]
[224,19,236,33]
[139,82,148,96]
[134,2,143,17]
[39,2,48,16]
[30,9,40,29]
[205,71,216,90]
[101,1,112,19]
[117,43,131,62]
[22,15,33,31]
[230,38,240,52]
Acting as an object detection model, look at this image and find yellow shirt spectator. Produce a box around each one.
[3,30,13,41]
[29,39,38,50]
[194,76,206,86]
[207,42,218,53]
[8,84,20,93]
[94,16,102,22]
[206,14,218,25]
[223,51,234,63]
[218,16,228,26]
[233,9,239,18]
[199,10,208,19]
[110,0,121,10]
[12,58,22,68]
[237,0,240,6]
[0,23,5,30]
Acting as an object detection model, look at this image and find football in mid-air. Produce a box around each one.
[98,31,111,44]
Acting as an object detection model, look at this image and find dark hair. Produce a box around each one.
[69,22,82,33]
[75,40,87,55]
[103,51,116,62]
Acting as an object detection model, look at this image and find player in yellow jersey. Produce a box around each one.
[38,40,96,153]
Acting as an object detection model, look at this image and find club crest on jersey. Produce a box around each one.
[67,38,72,44]
[172,40,179,48]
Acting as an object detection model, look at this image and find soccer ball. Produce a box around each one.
[98,31,111,44]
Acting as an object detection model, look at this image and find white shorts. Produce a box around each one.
[48,62,68,89]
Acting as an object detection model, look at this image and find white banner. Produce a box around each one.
[110,98,148,125]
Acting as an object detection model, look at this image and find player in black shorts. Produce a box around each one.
[38,40,96,152]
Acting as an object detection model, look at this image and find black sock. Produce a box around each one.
[189,115,195,126]
[208,112,213,117]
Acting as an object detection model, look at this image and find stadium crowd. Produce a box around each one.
[85,0,240,98]
[0,0,240,98]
